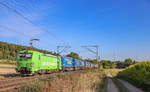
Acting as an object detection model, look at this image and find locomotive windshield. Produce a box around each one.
[18,53,32,59]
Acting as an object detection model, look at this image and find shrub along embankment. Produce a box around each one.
[15,69,106,92]
[117,61,150,92]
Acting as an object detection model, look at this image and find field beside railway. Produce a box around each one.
[0,63,17,79]
[0,63,145,92]
[1,68,145,92]
[13,69,106,92]
[117,61,150,92]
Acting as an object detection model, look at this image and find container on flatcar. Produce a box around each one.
[61,57,74,71]
[86,62,89,68]
[80,61,85,68]
[91,63,94,68]
[84,61,87,68]
[74,59,81,69]
[87,62,90,68]
[89,62,92,68]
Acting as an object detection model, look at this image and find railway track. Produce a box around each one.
[0,74,54,92]
[0,69,89,92]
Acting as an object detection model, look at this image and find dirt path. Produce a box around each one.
[107,78,119,92]
[105,70,119,92]
[104,70,145,92]
[118,79,144,92]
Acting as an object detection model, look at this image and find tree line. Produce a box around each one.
[99,58,136,69]
[0,41,136,68]
[65,52,136,69]
[0,41,56,61]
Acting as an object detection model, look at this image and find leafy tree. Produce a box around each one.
[111,62,116,69]
[66,52,81,60]
[85,59,99,64]
[116,61,126,68]
[100,60,112,69]
[125,58,133,64]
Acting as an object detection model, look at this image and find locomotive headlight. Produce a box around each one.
[31,62,34,67]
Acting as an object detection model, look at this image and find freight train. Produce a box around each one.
[16,50,96,75]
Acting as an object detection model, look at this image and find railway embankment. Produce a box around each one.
[0,68,147,92]
[12,69,106,92]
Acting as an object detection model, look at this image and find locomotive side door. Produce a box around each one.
[38,55,41,71]
[57,56,60,71]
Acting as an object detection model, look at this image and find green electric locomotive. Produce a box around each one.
[16,50,97,75]
[16,50,62,75]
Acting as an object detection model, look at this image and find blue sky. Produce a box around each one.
[0,0,150,61]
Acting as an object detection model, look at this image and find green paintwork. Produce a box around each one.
[17,50,62,74]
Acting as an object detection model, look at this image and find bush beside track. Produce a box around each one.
[117,61,150,92]
[14,69,105,92]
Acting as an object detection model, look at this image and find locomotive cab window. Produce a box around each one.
[18,53,32,59]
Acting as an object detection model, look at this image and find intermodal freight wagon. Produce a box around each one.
[16,50,96,75]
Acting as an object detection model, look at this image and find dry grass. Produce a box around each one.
[0,75,4,79]
[108,69,124,77]
[16,69,106,92]
[0,64,16,74]
[0,60,16,64]
[0,64,16,68]
[0,68,16,74]
[0,63,17,78]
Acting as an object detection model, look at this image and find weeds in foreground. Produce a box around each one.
[19,81,43,92]
[15,69,106,92]
[98,77,107,92]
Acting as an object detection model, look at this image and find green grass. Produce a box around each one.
[117,61,150,92]
[112,78,129,92]
[99,77,107,92]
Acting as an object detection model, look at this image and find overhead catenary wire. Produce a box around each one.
[12,0,34,18]
[0,1,70,53]
[0,24,32,38]
[0,1,62,43]
[13,0,42,18]
[0,24,49,48]
[0,24,33,45]
[22,0,37,11]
